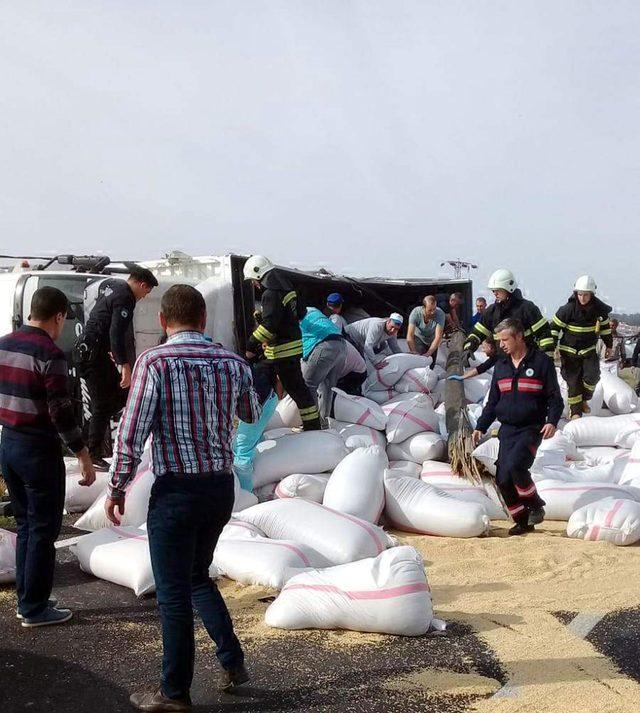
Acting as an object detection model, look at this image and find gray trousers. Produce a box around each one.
[301,339,348,419]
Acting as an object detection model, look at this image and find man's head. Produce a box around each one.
[28,287,69,341]
[449,292,463,309]
[385,312,403,336]
[326,292,343,314]
[422,295,437,317]
[488,268,517,303]
[243,255,274,286]
[127,266,158,302]
[476,296,487,314]
[159,284,207,335]
[480,338,496,357]
[611,318,619,334]
[495,318,526,355]
[576,291,593,306]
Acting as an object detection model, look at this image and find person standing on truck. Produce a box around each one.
[551,275,613,419]
[75,265,158,470]
[324,292,369,332]
[407,295,445,368]
[345,314,403,369]
[0,287,95,627]
[464,269,555,362]
[473,318,564,536]
[472,297,488,326]
[244,255,321,431]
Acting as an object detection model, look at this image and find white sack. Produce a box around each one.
[394,367,439,395]
[253,482,278,502]
[471,438,500,476]
[252,431,348,487]
[235,498,394,565]
[535,479,640,521]
[219,518,266,541]
[265,546,433,636]
[72,526,154,596]
[600,372,639,415]
[64,464,110,513]
[364,354,432,391]
[265,395,302,430]
[322,446,387,523]
[619,441,640,484]
[388,460,422,477]
[383,472,491,537]
[214,537,330,589]
[383,394,439,444]
[328,419,387,448]
[361,388,398,405]
[74,464,154,531]
[533,432,580,469]
[532,462,618,484]
[464,375,493,404]
[562,414,640,447]
[386,432,447,464]
[567,497,640,546]
[233,474,259,512]
[275,473,331,503]
[331,389,388,430]
[0,529,16,584]
[615,425,640,449]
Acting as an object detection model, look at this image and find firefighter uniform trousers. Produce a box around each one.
[496,424,545,525]
[560,351,600,417]
[274,357,321,430]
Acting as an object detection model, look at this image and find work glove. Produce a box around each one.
[447,374,464,381]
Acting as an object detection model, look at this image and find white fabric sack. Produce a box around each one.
[265,395,302,430]
[364,353,432,391]
[471,438,500,476]
[600,372,639,415]
[431,379,446,407]
[420,460,459,481]
[533,432,580,469]
[535,479,640,521]
[235,498,394,565]
[562,414,640,447]
[64,464,110,513]
[265,545,433,636]
[275,473,331,503]
[394,367,439,395]
[73,526,154,596]
[567,497,640,546]
[263,427,297,440]
[464,375,493,404]
[331,389,388,430]
[328,419,387,448]
[323,446,388,523]
[361,387,397,405]
[615,425,640,449]
[388,460,422,477]
[252,431,348,488]
[0,529,16,584]
[233,474,259,512]
[532,462,618,484]
[383,394,439,444]
[219,518,265,541]
[383,471,491,537]
[618,441,640,484]
[74,464,154,531]
[253,482,278,502]
[214,536,330,589]
[387,432,447,464]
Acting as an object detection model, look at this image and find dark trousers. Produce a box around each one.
[496,425,545,525]
[0,429,65,618]
[560,351,600,416]
[80,351,127,456]
[147,473,244,700]
[415,340,438,370]
[273,356,321,430]
[336,370,367,397]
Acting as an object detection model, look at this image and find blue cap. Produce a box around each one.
[327,292,343,305]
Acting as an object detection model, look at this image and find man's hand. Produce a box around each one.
[540,423,557,440]
[604,347,612,360]
[375,359,388,370]
[76,448,96,486]
[105,495,125,525]
[472,429,483,446]
[245,351,256,360]
[447,374,465,381]
[120,363,132,389]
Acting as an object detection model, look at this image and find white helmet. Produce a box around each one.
[243,255,275,281]
[488,268,517,293]
[573,274,597,294]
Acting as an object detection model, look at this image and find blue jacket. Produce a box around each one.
[477,347,564,432]
[300,308,342,359]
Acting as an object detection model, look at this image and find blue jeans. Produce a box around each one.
[0,428,65,618]
[147,473,244,700]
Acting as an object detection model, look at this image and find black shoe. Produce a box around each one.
[509,523,535,536]
[129,688,191,712]
[528,507,545,526]
[220,664,249,692]
[91,456,110,471]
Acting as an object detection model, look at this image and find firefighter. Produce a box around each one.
[76,266,158,469]
[473,318,564,536]
[244,255,321,431]
[551,275,613,419]
[463,268,555,362]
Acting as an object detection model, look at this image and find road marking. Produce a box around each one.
[491,682,520,698]
[55,536,83,549]
[567,612,605,639]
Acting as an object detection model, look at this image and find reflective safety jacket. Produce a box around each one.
[248,270,305,361]
[551,295,612,358]
[464,289,554,357]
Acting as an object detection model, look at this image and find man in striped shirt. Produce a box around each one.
[106,284,260,712]
[0,287,95,627]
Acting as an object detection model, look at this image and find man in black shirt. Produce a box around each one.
[76,265,158,469]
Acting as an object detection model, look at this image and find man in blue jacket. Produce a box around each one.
[473,318,564,536]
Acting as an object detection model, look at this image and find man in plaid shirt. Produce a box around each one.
[106,284,260,712]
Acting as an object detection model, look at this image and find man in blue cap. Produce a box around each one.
[325,292,369,332]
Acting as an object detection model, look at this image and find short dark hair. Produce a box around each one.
[128,265,158,288]
[495,317,524,336]
[161,284,206,327]
[476,296,487,304]
[30,287,69,321]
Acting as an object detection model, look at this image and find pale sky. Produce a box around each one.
[1,1,639,314]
